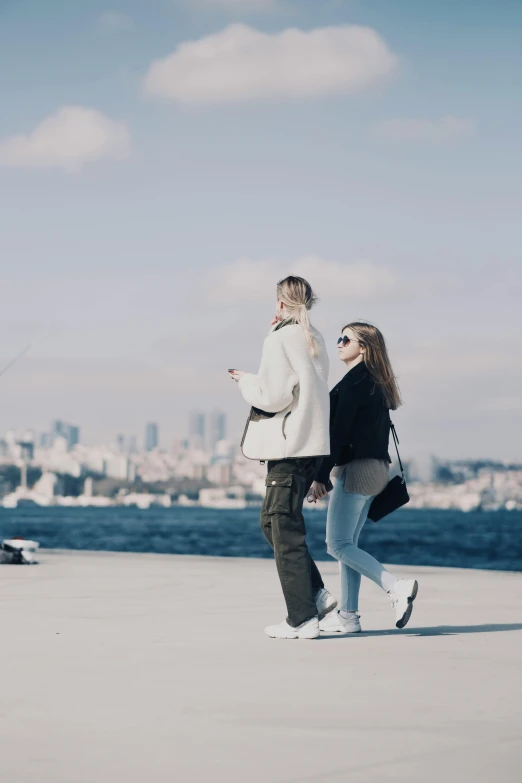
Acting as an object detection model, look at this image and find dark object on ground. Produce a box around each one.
[1,538,39,564]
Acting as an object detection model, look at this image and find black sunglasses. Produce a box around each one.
[337,336,361,346]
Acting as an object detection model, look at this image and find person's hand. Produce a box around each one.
[309,480,328,502]
[228,370,245,383]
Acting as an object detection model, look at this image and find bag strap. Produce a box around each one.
[390,418,406,482]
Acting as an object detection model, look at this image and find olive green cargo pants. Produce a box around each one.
[260,457,325,627]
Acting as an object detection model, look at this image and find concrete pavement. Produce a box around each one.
[1,550,521,782]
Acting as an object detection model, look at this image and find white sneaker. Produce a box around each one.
[320,611,361,634]
[388,579,418,628]
[314,588,338,620]
[265,616,320,639]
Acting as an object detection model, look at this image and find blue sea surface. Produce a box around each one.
[1,507,521,571]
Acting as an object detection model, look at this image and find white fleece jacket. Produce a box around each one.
[238,323,330,460]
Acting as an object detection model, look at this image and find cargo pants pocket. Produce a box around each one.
[264,474,293,515]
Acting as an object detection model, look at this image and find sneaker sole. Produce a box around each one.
[319,617,361,634]
[265,625,320,639]
[317,599,338,621]
[266,634,319,640]
[396,580,418,629]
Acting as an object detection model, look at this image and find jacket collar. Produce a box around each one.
[270,317,297,334]
[344,361,367,378]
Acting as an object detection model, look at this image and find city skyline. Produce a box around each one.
[0,1,520,460]
[1,412,521,513]
[0,411,229,453]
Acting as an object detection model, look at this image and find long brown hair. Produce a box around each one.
[343,321,402,410]
[277,276,319,357]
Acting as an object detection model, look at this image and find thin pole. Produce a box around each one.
[0,344,32,379]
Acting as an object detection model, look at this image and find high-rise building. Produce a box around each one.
[66,425,80,451]
[189,411,206,449]
[51,420,79,451]
[52,420,64,439]
[145,422,159,451]
[208,410,227,452]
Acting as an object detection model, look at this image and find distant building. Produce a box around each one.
[105,455,131,481]
[18,441,34,461]
[52,420,65,439]
[145,422,159,451]
[53,436,69,455]
[189,411,206,449]
[39,432,51,449]
[208,410,227,452]
[207,461,232,486]
[66,425,80,451]
[116,434,126,453]
[51,420,80,451]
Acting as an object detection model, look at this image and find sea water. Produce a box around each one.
[1,507,521,571]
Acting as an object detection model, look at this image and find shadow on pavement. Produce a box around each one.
[320,623,522,639]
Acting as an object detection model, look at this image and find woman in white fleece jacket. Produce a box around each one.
[229,276,337,640]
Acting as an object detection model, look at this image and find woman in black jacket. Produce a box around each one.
[311,322,418,633]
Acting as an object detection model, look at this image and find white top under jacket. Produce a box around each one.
[238,322,330,461]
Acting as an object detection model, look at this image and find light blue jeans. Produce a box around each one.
[326,476,397,611]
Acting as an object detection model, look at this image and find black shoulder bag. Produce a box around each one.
[367,421,409,522]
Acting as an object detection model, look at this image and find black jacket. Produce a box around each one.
[316,362,391,485]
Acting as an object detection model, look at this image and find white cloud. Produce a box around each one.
[373,116,474,144]
[0,106,131,172]
[142,23,398,104]
[205,257,398,304]
[97,11,134,33]
[292,257,398,299]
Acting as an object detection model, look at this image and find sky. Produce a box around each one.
[0,0,521,460]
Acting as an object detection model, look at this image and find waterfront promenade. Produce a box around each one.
[1,551,521,782]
